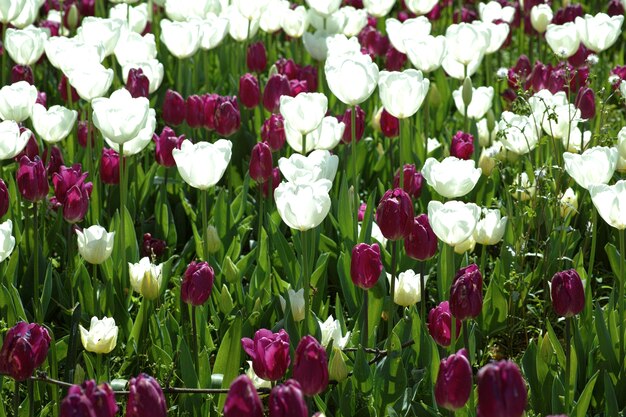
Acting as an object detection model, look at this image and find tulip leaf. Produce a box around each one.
[374,331,406,407]
[545,321,566,369]
[573,370,599,417]
[213,316,242,410]
[337,176,354,243]
[267,214,297,284]
[604,243,623,284]
[353,346,372,394]
[603,371,619,417]
[40,262,53,316]
[594,303,619,370]
[478,278,508,335]
[337,252,358,315]
[178,336,199,389]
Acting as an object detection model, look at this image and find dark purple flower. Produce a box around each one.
[241,329,291,381]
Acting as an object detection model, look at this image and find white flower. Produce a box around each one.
[560,187,578,218]
[76,225,115,265]
[404,35,446,73]
[342,6,367,37]
[546,22,580,58]
[618,127,626,161]
[246,361,271,389]
[104,109,156,156]
[325,52,379,106]
[280,93,328,135]
[378,69,430,119]
[476,20,509,54]
[225,5,260,41]
[405,0,438,15]
[562,127,591,153]
[512,172,536,201]
[474,208,507,245]
[308,8,345,34]
[441,52,482,80]
[428,200,481,246]
[121,59,165,94]
[541,104,580,140]
[109,3,148,33]
[0,0,26,23]
[31,104,77,144]
[422,157,482,198]
[0,120,32,160]
[305,0,341,17]
[319,315,350,348]
[279,288,305,322]
[172,139,232,190]
[477,117,498,147]
[77,17,123,57]
[160,19,201,59]
[286,116,344,152]
[5,26,47,66]
[259,0,290,33]
[278,150,339,185]
[274,179,332,230]
[114,30,157,66]
[387,269,427,307]
[386,16,431,54]
[280,5,308,38]
[0,220,16,263]
[65,63,114,102]
[199,14,230,50]
[128,257,163,299]
[575,13,623,53]
[303,30,331,61]
[588,180,626,229]
[92,88,150,144]
[478,1,516,23]
[79,317,118,354]
[497,112,539,155]
[531,4,553,33]
[362,0,395,18]
[445,22,490,66]
[0,81,37,122]
[453,85,494,120]
[454,235,476,254]
[563,146,619,190]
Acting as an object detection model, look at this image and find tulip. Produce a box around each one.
[59,75,80,104]
[477,361,527,417]
[0,81,37,122]
[375,188,414,240]
[350,243,383,289]
[405,214,438,261]
[303,30,331,62]
[250,142,273,183]
[530,4,553,33]
[378,69,429,119]
[319,316,351,349]
[60,380,118,417]
[261,114,286,151]
[608,0,625,16]
[261,167,281,198]
[479,1,516,23]
[0,0,26,22]
[618,127,626,160]
[0,180,7,218]
[285,116,345,153]
[15,129,39,161]
[76,225,115,265]
[5,26,47,66]
[126,68,150,99]
[428,200,481,247]
[280,93,327,137]
[214,96,241,137]
[127,374,167,417]
[153,127,185,168]
[11,65,33,85]
[404,35,447,73]
[114,30,157,66]
[269,380,308,417]
[241,329,291,381]
[160,19,201,59]
[100,148,120,185]
[181,261,215,306]
[559,187,578,218]
[386,48,407,71]
[31,104,78,144]
[445,23,490,67]
[428,301,460,347]
[450,131,475,161]
[77,122,95,149]
[0,322,50,381]
[379,108,400,138]
[340,106,365,144]
[93,88,151,147]
[141,233,167,260]
[563,146,619,190]
[546,22,580,58]
[550,269,585,317]
[388,269,427,306]
[575,13,623,53]
[449,264,483,321]
[363,0,395,18]
[162,89,186,126]
[474,208,507,246]
[65,63,114,102]
[275,179,332,230]
[393,164,423,198]
[325,51,379,106]
[17,156,48,202]
[588,180,626,229]
[224,375,264,417]
[239,74,261,109]
[185,95,205,128]
[79,316,118,354]
[293,336,329,396]
[278,288,305,322]
[173,139,232,190]
[497,112,539,155]
[128,257,163,299]
[453,85,494,120]
[422,157,482,199]
[0,219,15,263]
[202,94,219,129]
[386,17,431,55]
[247,41,267,73]
[0,121,31,160]
[263,74,293,113]
[280,5,308,38]
[574,87,595,120]
[51,164,93,224]
[435,349,472,411]
[76,16,122,57]
[278,150,338,185]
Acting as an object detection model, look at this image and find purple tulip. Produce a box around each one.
[275,58,299,80]
[261,114,286,151]
[186,94,205,128]
[181,261,215,306]
[214,96,241,137]
[477,361,527,417]
[11,65,33,85]
[292,336,329,396]
[393,164,423,198]
[126,68,150,98]
[263,74,292,113]
[435,349,473,411]
[289,79,308,96]
[298,65,318,92]
[17,156,48,202]
[449,264,484,321]
[202,93,220,130]
[550,269,585,317]
[247,41,267,73]
[100,148,120,185]
[126,374,167,417]
[574,87,595,120]
[249,142,273,183]
[0,322,51,381]
[340,106,365,144]
[428,301,460,347]
[141,233,167,259]
[51,164,93,223]
[153,126,185,168]
[375,188,414,241]
[239,74,261,109]
[224,375,263,417]
[269,380,308,417]
[77,120,96,148]
[162,89,186,126]
[241,329,291,381]
[404,214,438,261]
[350,243,383,290]
[380,108,399,138]
[385,47,407,71]
[0,179,8,217]
[60,380,118,417]
[451,131,475,160]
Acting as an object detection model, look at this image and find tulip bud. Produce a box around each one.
[269,380,308,417]
[153,127,185,168]
[64,3,81,30]
[181,261,215,306]
[358,203,368,222]
[263,74,292,113]
[405,214,438,261]
[350,243,383,290]
[141,233,167,260]
[0,322,51,381]
[242,329,291,381]
[477,361,527,417]
[0,179,9,218]
[214,96,241,137]
[450,131,475,160]
[298,65,318,92]
[77,121,96,148]
[328,347,349,382]
[239,74,261,109]
[279,288,305,322]
[44,146,63,179]
[428,83,442,109]
[63,183,90,223]
[249,142,273,183]
[550,269,585,317]
[276,58,299,80]
[261,167,281,198]
[449,264,483,321]
[202,93,219,130]
[128,257,163,300]
[59,75,80,104]
[261,114,286,151]
[206,225,222,253]
[17,156,48,202]
[100,148,120,185]
[375,188,414,241]
[574,87,595,120]
[60,380,118,417]
[12,65,33,85]
[185,95,205,128]
[435,349,472,411]
[293,336,329,396]
[127,374,167,417]
[218,284,234,315]
[51,164,93,224]
[559,187,578,218]
[608,0,625,16]
[126,68,150,99]
[162,89,186,126]
[224,375,264,417]
[393,164,423,198]
[380,108,399,138]
[428,301,460,347]
[462,77,473,109]
[289,79,308,96]
[223,255,240,283]
[341,105,366,144]
[247,41,268,73]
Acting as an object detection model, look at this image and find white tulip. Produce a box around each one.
[11,0,38,28]
[342,6,367,37]
[77,17,123,57]
[104,109,156,156]
[199,14,229,50]
[109,3,148,33]
[121,59,165,94]
[0,220,15,263]
[404,35,446,73]
[474,208,507,245]
[164,0,220,21]
[49,38,105,72]
[378,69,430,119]
[386,16,431,54]
[76,225,115,265]
[305,0,341,17]
[31,104,77,144]
[319,315,351,349]
[563,146,619,190]
[445,22,490,66]
[325,33,361,58]
[428,200,481,246]
[441,53,482,80]
[363,0,395,18]
[0,0,26,23]
[618,127,626,161]
[477,117,499,147]
[387,269,427,307]
[278,149,339,184]
[65,63,114,102]
[246,361,272,389]
[453,85,494,120]
[531,4,553,33]
[546,22,580,58]
[454,235,476,254]
[560,187,578,218]
[562,127,591,153]
[575,13,623,53]
[114,30,157,66]
[233,0,269,20]
[173,139,232,190]
[225,5,260,41]
[274,179,332,230]
[308,8,345,34]
[279,288,305,322]
[160,19,201,59]
[280,5,308,38]
[303,30,331,61]
[259,0,290,33]
[588,180,626,229]
[307,116,345,151]
[0,121,31,160]
[478,142,505,176]
[79,316,118,354]
[92,88,150,144]
[541,104,580,140]
[5,26,47,66]
[325,52,379,106]
[128,257,163,299]
[405,0,438,15]
[497,112,539,155]
[476,20,509,54]
[0,81,37,122]
[422,157,482,198]
[478,1,516,23]
[280,93,328,135]
[512,172,536,201]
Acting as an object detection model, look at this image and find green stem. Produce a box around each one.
[191,305,200,383]
[361,289,369,348]
[464,320,475,415]
[302,229,310,334]
[388,241,398,339]
[564,316,571,412]
[399,118,405,190]
[33,203,40,318]
[119,144,126,287]
[619,229,625,360]
[1,24,6,86]
[28,379,34,417]
[202,189,209,261]
[351,106,359,242]
[13,381,19,417]
[587,208,597,280]
[257,188,264,260]
[419,261,426,322]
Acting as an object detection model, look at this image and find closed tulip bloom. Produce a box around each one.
[546,22,580,58]
[386,16,431,54]
[153,126,184,168]
[250,142,273,183]
[114,31,157,66]
[31,104,77,144]
[0,321,50,381]
[126,68,150,99]
[451,131,475,161]
[574,87,595,120]
[92,88,151,146]
[0,220,15,263]
[0,180,8,218]
[550,269,585,317]
[325,52,379,106]
[76,16,122,57]
[393,164,423,198]
[435,349,472,411]
[128,257,163,299]
[60,380,118,417]
[422,157,482,199]
[185,94,204,128]
[477,361,527,417]
[76,225,115,264]
[162,89,186,126]
[0,121,31,160]
[363,0,395,18]
[588,180,626,229]
[269,380,308,417]
[247,41,267,73]
[474,209,507,245]
[478,1,515,23]
[559,187,578,218]
[293,336,329,396]
[241,329,291,381]
[0,0,26,22]
[160,19,201,59]
[445,23,490,67]
[279,288,305,322]
[388,269,427,306]
[121,60,164,95]
[351,243,383,289]
[497,112,539,155]
[65,63,114,102]
[275,179,332,230]
[51,164,93,223]
[428,200,481,247]
[405,214,438,261]
[17,156,48,202]
[0,81,37,122]
[531,4,553,33]
[280,6,308,38]
[563,146,619,190]
[378,69,429,119]
[79,316,118,354]
[5,26,47,66]
[263,74,292,113]
[305,0,341,17]
[173,139,232,190]
[340,106,365,144]
[285,115,345,153]
[319,315,351,349]
[405,0,438,14]
[450,264,483,321]
[214,96,241,137]
[239,74,261,109]
[181,261,215,306]
[278,150,338,185]
[261,114,286,151]
[127,374,167,417]
[428,301,460,347]
[303,30,331,62]
[575,13,623,53]
[224,375,264,417]
[453,86,494,120]
[375,188,414,240]
[280,93,327,135]
[405,35,447,73]
[102,108,155,155]
[11,65,33,85]
[100,148,120,184]
[380,108,400,138]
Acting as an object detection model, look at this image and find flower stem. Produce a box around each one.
[419,261,426,323]
[119,143,126,288]
[33,202,41,320]
[388,241,398,339]
[564,316,571,412]
[13,381,19,417]
[361,289,369,348]
[619,228,625,360]
[301,229,310,335]
[587,207,597,280]
[191,305,200,383]
[28,379,34,417]
[351,106,359,242]
[202,189,209,261]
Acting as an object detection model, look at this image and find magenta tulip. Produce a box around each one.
[550,269,585,318]
[405,214,438,261]
[0,322,51,381]
[350,243,383,290]
[449,264,483,321]
[239,74,261,109]
[375,188,414,241]
[451,131,475,160]
[162,89,186,126]
[100,148,120,185]
[247,41,267,73]
[17,156,48,202]
[435,349,473,411]
[126,374,167,417]
[60,380,118,417]
[186,94,205,128]
[261,114,286,151]
[428,301,460,347]
[249,142,273,183]
[393,164,423,198]
[241,329,291,381]
[181,261,215,306]
[292,336,329,396]
[224,375,263,417]
[126,68,149,98]
[269,380,308,417]
[477,361,527,417]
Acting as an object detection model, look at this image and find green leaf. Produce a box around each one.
[604,371,619,417]
[374,331,407,407]
[572,370,598,417]
[178,336,199,389]
[546,321,566,369]
[594,303,618,370]
[213,317,242,410]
